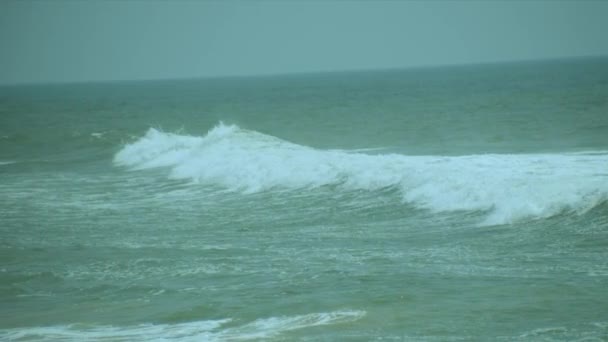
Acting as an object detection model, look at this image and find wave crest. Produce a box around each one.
[0,310,365,341]
[114,123,608,225]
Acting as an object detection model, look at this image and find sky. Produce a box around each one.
[1,1,608,84]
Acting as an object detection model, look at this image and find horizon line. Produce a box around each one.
[1,53,607,87]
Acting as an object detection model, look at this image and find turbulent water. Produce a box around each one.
[2,58,608,341]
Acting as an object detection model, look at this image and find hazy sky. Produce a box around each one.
[1,1,608,84]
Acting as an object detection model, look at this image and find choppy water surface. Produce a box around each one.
[1,58,608,341]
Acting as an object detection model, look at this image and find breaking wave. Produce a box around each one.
[114,123,608,225]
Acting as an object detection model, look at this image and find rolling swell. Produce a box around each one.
[114,123,608,225]
[0,129,131,166]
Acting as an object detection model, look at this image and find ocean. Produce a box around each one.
[1,57,608,341]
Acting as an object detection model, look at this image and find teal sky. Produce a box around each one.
[1,1,608,84]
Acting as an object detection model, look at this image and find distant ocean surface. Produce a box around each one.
[1,58,608,341]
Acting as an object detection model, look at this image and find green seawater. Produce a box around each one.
[1,58,608,341]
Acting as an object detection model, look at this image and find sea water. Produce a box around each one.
[1,57,608,341]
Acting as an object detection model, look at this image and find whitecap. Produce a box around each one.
[0,310,365,341]
[114,123,608,225]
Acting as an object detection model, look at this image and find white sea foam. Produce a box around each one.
[0,160,16,165]
[114,123,608,225]
[0,310,365,341]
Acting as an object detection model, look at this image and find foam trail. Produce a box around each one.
[0,310,365,341]
[114,123,608,225]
